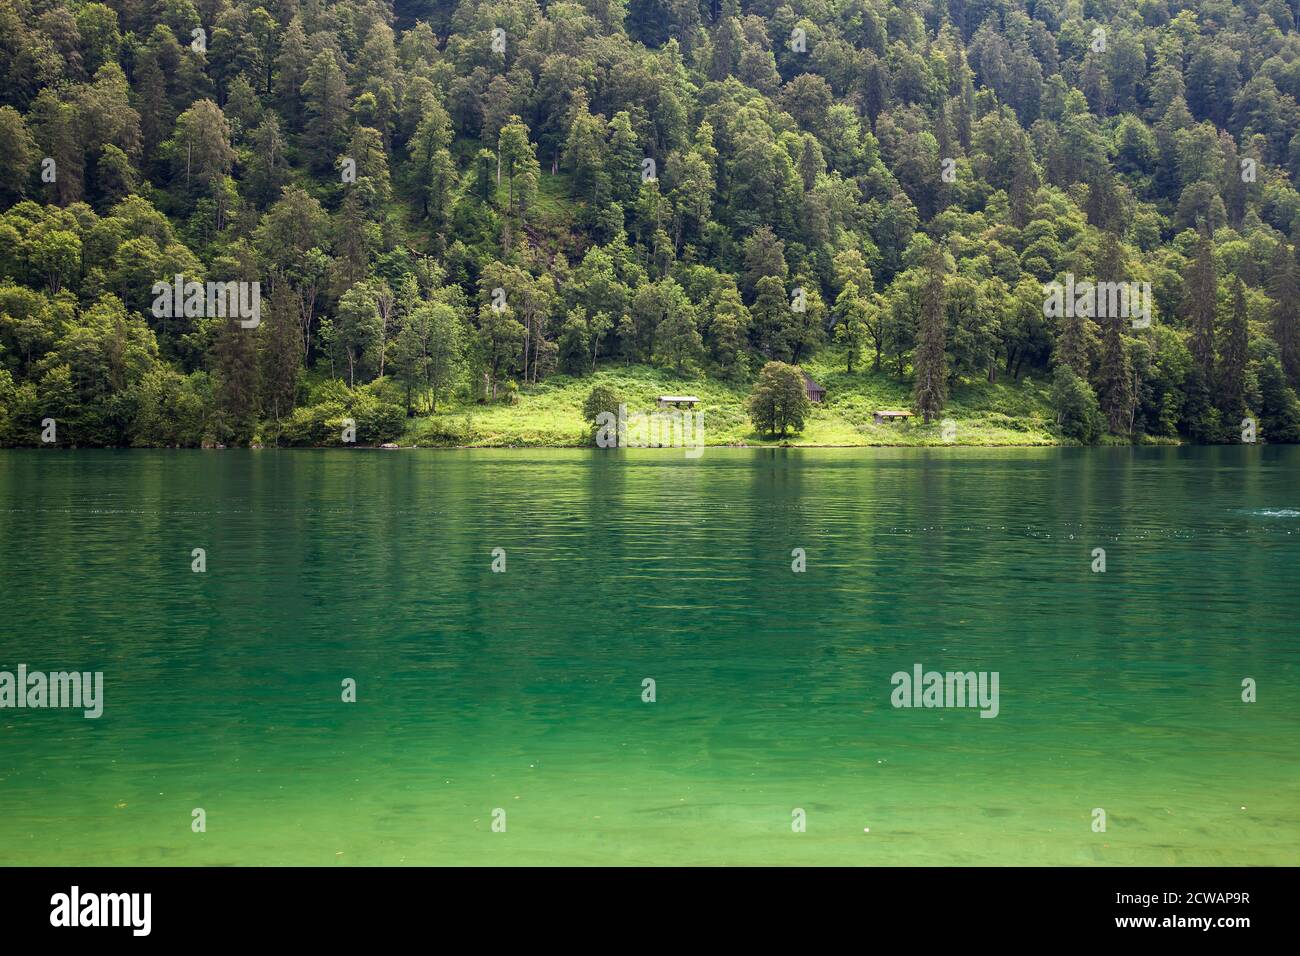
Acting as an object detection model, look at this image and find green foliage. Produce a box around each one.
[0,0,1294,447]
[582,381,622,445]
[1254,349,1300,443]
[911,249,947,423]
[278,381,404,446]
[1051,365,1103,444]
[747,361,810,437]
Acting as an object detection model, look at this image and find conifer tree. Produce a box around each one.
[1270,243,1300,388]
[1094,234,1134,433]
[1056,309,1089,378]
[1097,308,1134,435]
[1219,276,1249,429]
[1186,236,1218,384]
[912,248,948,424]
[302,50,351,170]
[259,281,302,438]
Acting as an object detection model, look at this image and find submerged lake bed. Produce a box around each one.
[0,447,1297,866]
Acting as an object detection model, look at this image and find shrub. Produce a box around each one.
[1050,366,1103,443]
[280,383,405,446]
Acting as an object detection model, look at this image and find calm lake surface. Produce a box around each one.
[0,446,1297,866]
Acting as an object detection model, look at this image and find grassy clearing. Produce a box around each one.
[401,360,1067,447]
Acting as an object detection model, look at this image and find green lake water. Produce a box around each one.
[0,446,1297,866]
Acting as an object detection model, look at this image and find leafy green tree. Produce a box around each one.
[559,308,593,375]
[28,227,80,294]
[390,307,429,415]
[944,274,996,382]
[336,281,383,387]
[563,93,610,211]
[0,107,36,205]
[747,361,810,437]
[781,277,825,364]
[882,271,920,380]
[742,226,787,300]
[1055,305,1090,379]
[164,99,235,198]
[707,283,750,380]
[667,147,713,248]
[833,282,869,373]
[477,301,525,399]
[1003,277,1052,380]
[657,301,703,373]
[750,274,789,358]
[28,90,85,205]
[74,4,121,76]
[497,117,539,220]
[583,382,622,445]
[343,126,392,209]
[95,144,135,209]
[422,302,465,412]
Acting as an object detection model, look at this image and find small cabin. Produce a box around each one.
[656,395,700,408]
[802,373,826,403]
[873,410,913,424]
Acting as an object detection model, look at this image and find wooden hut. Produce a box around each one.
[802,372,826,403]
[656,395,700,409]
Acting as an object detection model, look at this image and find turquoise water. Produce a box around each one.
[0,447,1297,865]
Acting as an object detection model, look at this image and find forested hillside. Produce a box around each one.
[2,0,1300,446]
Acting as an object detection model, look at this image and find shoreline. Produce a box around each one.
[2,439,1200,451]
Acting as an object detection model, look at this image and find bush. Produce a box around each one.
[416,418,474,446]
[1050,366,1103,443]
[279,383,405,446]
[128,368,209,447]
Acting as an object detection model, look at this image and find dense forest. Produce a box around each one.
[2,0,1300,446]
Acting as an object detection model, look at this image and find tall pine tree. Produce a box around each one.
[1270,243,1300,388]
[1219,276,1249,431]
[1095,235,1135,434]
[1186,236,1218,384]
[912,247,947,424]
